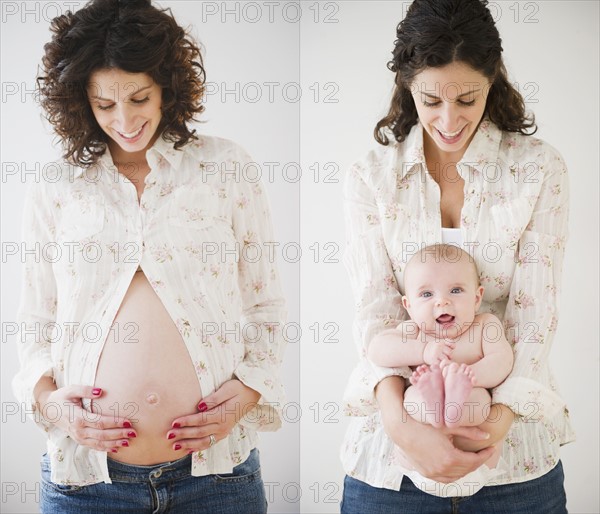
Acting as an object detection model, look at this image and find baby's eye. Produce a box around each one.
[421,291,432,298]
[450,287,463,294]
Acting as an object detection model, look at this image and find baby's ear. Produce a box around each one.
[474,285,484,309]
[402,295,410,310]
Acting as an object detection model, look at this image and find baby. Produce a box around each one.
[368,244,514,429]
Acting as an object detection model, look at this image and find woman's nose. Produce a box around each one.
[113,104,137,131]
[438,102,460,130]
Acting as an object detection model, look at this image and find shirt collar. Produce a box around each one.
[459,117,502,172]
[72,132,184,178]
[397,116,502,179]
[145,133,185,171]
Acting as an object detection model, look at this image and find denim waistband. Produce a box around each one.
[106,453,193,484]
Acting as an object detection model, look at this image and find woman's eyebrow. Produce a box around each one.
[88,84,153,101]
[421,89,481,99]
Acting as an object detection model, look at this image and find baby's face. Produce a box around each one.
[402,254,483,337]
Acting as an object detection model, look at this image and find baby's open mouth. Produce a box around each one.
[436,314,455,324]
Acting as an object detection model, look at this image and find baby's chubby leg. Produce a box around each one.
[441,361,491,428]
[404,365,445,428]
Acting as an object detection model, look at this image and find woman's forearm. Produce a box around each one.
[375,376,420,444]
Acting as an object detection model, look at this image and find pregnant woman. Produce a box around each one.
[12,0,286,512]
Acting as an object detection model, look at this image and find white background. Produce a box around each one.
[1,1,598,513]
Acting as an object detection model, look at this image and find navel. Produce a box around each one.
[146,393,160,405]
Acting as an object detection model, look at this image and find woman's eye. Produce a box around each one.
[131,96,150,104]
[96,104,114,111]
[421,99,475,107]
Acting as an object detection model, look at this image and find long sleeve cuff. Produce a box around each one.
[12,361,55,433]
[343,359,413,416]
[492,376,566,421]
[233,363,285,431]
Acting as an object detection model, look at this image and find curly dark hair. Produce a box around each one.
[375,0,537,145]
[37,0,206,167]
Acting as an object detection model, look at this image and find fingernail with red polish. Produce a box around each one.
[172,422,181,429]
[174,444,182,450]
[123,421,132,428]
[168,433,176,440]
[92,388,102,396]
[121,440,129,447]
[111,448,118,453]
[127,431,136,438]
[197,402,208,412]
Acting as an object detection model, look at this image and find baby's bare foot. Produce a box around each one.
[410,364,444,428]
[442,362,476,428]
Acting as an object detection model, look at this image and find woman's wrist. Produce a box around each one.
[34,375,57,413]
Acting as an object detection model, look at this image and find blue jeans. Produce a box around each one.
[341,461,568,514]
[40,448,267,514]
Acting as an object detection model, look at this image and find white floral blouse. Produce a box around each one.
[341,118,575,496]
[12,134,287,485]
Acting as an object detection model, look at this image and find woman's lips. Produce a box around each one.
[435,126,465,144]
[115,122,147,143]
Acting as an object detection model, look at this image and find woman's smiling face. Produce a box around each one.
[87,68,163,160]
[410,61,491,161]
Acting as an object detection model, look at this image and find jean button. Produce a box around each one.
[152,469,162,478]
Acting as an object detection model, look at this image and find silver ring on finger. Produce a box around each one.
[209,434,216,447]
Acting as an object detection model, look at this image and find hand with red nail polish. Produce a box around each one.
[35,384,137,453]
[167,379,260,453]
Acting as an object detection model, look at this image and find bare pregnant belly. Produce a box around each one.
[91,268,201,465]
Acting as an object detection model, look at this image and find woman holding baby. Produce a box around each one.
[340,0,573,512]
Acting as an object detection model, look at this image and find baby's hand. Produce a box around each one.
[423,340,455,365]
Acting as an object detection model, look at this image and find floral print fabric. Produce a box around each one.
[340,118,575,496]
[12,134,287,485]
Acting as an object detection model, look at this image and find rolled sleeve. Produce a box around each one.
[492,147,569,421]
[11,181,58,432]
[342,158,412,417]
[229,146,287,431]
